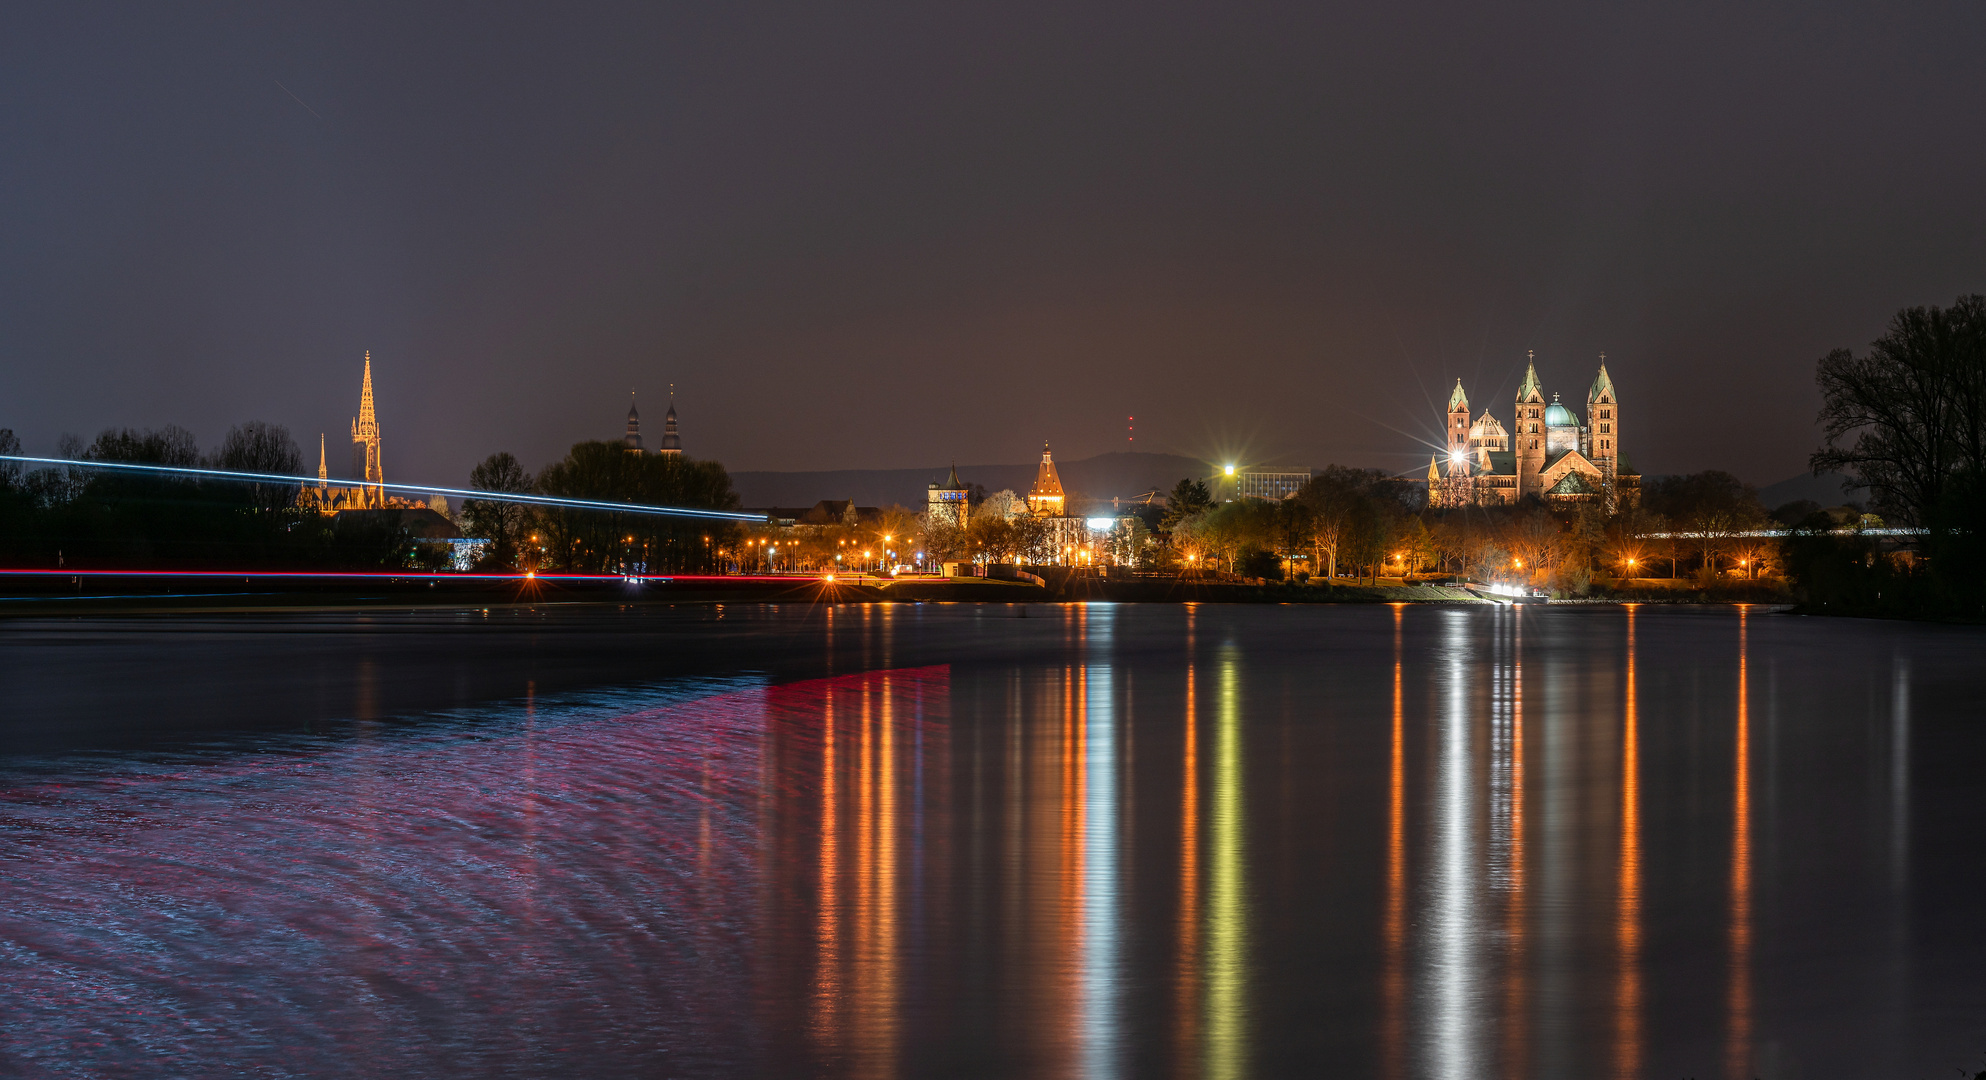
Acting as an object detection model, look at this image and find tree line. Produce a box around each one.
[0,422,421,569]
[461,443,741,573]
[0,426,746,575]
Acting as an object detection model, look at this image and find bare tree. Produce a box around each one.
[1813,294,1986,525]
[462,452,535,567]
[212,421,302,513]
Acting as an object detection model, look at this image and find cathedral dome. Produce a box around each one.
[1543,398,1578,428]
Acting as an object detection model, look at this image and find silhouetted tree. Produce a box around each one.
[462,452,535,568]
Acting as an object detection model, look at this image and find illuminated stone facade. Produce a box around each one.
[299,355,420,514]
[927,464,969,529]
[1428,355,1639,510]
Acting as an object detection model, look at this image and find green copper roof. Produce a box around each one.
[1589,361,1615,403]
[1516,357,1544,402]
[1543,395,1578,427]
[1448,379,1468,411]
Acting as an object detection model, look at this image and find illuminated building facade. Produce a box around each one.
[1428,354,1639,510]
[1026,444,1089,559]
[1026,443,1065,516]
[300,354,420,513]
[1216,467,1311,502]
[927,464,969,529]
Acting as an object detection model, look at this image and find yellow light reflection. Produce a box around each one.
[1382,606,1407,1079]
[1206,646,1247,1080]
[1613,606,1642,1078]
[813,689,842,1038]
[1727,608,1753,1079]
[1177,662,1201,1063]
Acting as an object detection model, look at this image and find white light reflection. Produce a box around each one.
[1890,657,1910,891]
[1425,609,1482,1078]
[1080,654,1121,1079]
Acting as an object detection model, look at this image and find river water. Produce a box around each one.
[0,603,1981,1078]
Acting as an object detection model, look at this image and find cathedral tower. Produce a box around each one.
[1446,380,1471,463]
[1514,351,1547,499]
[1587,357,1619,480]
[349,353,383,508]
[625,392,644,454]
[659,385,682,456]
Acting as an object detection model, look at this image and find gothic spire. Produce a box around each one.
[1448,378,1468,412]
[356,352,378,438]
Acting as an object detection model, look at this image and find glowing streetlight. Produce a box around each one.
[1223,464,1236,476]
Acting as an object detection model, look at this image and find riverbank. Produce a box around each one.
[0,570,1805,616]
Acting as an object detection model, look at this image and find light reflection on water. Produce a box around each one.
[1,604,1981,1078]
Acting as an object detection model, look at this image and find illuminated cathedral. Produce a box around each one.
[299,354,421,514]
[1427,354,1639,510]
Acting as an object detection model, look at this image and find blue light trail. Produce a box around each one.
[0,455,763,522]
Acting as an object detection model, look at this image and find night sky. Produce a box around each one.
[4,3,1984,488]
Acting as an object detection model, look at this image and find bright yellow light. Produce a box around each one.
[883,534,892,542]
[1513,558,1523,568]
[1224,464,1236,476]
[824,574,836,583]
[525,570,535,578]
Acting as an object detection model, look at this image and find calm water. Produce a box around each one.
[1,603,1983,1078]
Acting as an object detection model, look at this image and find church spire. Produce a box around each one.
[1516,350,1545,403]
[625,389,644,453]
[356,352,378,439]
[316,434,327,484]
[350,352,383,503]
[659,382,682,455]
[1589,353,1616,403]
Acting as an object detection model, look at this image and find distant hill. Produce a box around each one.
[732,451,1215,510]
[1757,471,1858,509]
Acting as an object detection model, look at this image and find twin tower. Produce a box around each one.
[1430,354,1633,508]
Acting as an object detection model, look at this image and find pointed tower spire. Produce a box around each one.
[1516,350,1544,403]
[1447,378,1468,412]
[1588,352,1616,404]
[625,389,644,453]
[350,351,383,504]
[317,433,327,483]
[659,382,682,455]
[357,352,377,435]
[1027,442,1065,516]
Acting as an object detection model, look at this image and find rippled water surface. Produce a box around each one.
[2,603,1983,1078]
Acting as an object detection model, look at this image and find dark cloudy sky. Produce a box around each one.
[4,2,1983,487]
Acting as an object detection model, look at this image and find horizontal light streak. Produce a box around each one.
[0,455,762,522]
[1640,527,1924,538]
[0,569,839,583]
